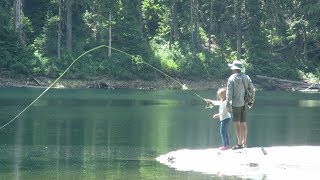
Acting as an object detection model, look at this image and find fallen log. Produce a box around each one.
[31,77,44,86]
[256,75,320,91]
[256,75,310,85]
[299,89,319,92]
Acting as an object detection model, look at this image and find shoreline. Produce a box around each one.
[0,76,318,92]
[0,76,228,90]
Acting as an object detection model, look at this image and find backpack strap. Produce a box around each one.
[241,74,248,91]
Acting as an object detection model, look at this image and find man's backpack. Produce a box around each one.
[241,74,255,109]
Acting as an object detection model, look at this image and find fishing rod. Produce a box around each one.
[0,45,207,130]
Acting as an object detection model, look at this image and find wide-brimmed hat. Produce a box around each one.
[228,60,243,70]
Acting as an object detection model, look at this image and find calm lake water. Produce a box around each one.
[0,88,319,179]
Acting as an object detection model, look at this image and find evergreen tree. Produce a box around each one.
[0,0,318,80]
[243,0,270,74]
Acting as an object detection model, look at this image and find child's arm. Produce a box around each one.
[204,99,221,106]
[213,113,220,119]
[215,101,229,119]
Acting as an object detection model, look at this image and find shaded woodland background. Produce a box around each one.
[1,0,319,82]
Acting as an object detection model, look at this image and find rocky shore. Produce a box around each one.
[0,76,228,90]
[0,75,318,92]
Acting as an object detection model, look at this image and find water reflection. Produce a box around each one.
[299,100,320,107]
[0,88,319,179]
[14,116,24,180]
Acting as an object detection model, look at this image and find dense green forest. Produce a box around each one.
[1,0,319,82]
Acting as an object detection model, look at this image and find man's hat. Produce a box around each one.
[228,60,243,70]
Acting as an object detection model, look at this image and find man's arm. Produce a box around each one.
[226,78,233,107]
[247,75,255,95]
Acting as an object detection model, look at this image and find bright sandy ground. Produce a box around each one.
[156,146,320,179]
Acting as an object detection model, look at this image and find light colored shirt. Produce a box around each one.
[226,73,254,107]
[211,100,231,121]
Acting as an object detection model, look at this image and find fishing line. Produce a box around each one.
[107,46,205,100]
[0,45,206,130]
[0,45,104,130]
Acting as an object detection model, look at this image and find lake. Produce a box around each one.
[0,88,319,179]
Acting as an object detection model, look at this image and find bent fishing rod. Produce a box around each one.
[0,45,208,130]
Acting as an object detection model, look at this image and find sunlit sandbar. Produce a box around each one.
[156,146,320,179]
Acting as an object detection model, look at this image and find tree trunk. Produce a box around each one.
[189,0,200,53]
[108,12,112,57]
[66,0,73,53]
[256,75,319,90]
[137,0,144,40]
[14,0,24,45]
[268,0,277,53]
[57,0,62,59]
[235,0,242,60]
[136,0,147,53]
[169,1,178,49]
[208,0,214,52]
[195,0,199,52]
[172,1,179,41]
[169,21,173,49]
[190,0,193,51]
[303,26,307,61]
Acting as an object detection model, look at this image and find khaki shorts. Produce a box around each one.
[232,106,246,123]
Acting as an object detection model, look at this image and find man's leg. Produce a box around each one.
[240,106,247,146]
[234,121,242,145]
[232,106,245,149]
[240,122,247,146]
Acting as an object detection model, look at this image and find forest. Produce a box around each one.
[1,0,319,83]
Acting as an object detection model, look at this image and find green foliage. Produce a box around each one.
[0,0,319,82]
[150,37,229,79]
[299,70,320,84]
[150,38,180,75]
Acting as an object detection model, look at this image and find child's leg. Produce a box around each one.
[224,118,230,146]
[220,121,225,146]
[220,119,229,147]
[220,118,231,147]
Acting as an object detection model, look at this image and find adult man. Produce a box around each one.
[226,60,255,150]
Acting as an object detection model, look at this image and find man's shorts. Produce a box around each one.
[232,106,246,123]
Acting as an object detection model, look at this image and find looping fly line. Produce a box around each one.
[0,45,205,130]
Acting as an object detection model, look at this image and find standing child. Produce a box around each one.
[205,88,231,150]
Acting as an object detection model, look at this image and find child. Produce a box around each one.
[205,88,231,150]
